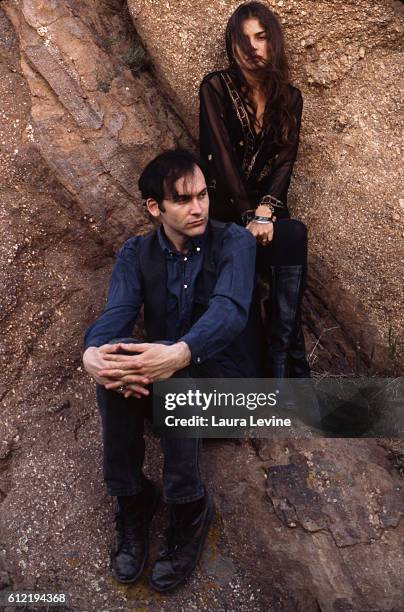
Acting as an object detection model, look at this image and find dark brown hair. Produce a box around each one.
[139,148,207,211]
[225,1,295,145]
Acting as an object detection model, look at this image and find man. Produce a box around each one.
[83,149,261,592]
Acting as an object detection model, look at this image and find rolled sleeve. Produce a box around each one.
[180,225,256,363]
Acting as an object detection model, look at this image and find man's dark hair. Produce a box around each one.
[138,148,208,210]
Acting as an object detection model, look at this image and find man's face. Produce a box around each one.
[147,165,209,248]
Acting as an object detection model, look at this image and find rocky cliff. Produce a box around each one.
[0,1,403,610]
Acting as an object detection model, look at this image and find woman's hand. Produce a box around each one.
[246,219,274,246]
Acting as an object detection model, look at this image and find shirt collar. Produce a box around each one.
[157,224,207,257]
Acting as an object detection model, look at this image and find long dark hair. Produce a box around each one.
[225,1,295,145]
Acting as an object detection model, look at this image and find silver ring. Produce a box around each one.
[117,385,126,394]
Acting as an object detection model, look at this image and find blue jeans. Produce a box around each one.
[96,338,234,504]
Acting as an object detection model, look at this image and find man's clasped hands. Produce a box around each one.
[83,341,191,399]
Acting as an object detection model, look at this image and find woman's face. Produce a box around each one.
[235,17,269,69]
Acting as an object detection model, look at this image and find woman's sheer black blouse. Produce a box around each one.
[199,70,303,224]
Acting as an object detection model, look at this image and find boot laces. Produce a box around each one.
[160,516,198,558]
[115,510,144,553]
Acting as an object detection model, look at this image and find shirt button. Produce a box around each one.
[239,140,244,146]
[208,154,212,160]
[196,357,201,363]
[183,257,188,261]
[196,247,201,252]
[184,284,188,289]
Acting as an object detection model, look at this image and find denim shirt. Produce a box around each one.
[157,227,206,343]
[84,222,257,365]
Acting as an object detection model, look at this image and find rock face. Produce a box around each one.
[4,0,192,249]
[0,1,403,611]
[128,0,404,370]
[206,438,404,612]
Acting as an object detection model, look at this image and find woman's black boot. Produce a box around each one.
[288,324,311,377]
[268,264,307,378]
[267,264,326,427]
[288,267,311,379]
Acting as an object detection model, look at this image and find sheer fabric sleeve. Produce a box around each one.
[258,88,303,208]
[199,75,252,217]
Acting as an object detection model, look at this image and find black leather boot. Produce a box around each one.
[111,479,160,584]
[289,317,311,378]
[267,265,325,427]
[149,494,214,592]
[268,264,309,378]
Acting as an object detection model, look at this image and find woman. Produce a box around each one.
[199,1,309,378]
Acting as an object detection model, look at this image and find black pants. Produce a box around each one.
[96,338,242,504]
[256,218,308,271]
